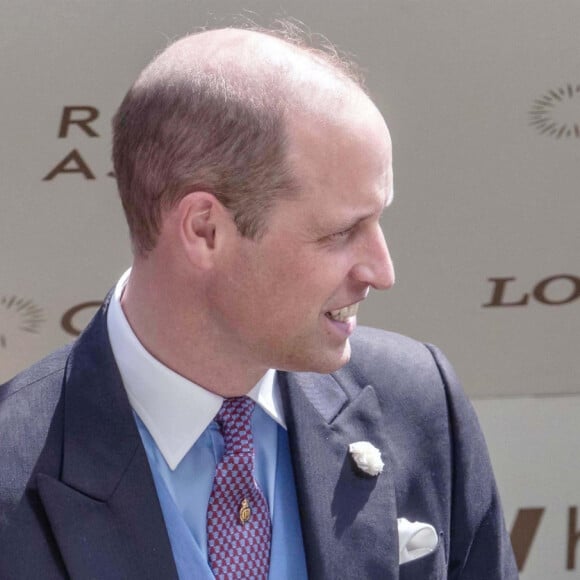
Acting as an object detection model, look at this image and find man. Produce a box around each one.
[0,26,517,579]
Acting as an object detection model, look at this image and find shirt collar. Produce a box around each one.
[107,268,286,470]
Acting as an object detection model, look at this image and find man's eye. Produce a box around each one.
[326,228,352,241]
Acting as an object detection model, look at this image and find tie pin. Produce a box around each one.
[239,498,251,524]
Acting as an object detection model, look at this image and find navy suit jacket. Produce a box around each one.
[0,295,517,579]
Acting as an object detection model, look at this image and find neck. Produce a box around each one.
[121,262,267,397]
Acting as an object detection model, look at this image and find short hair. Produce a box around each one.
[112,23,365,255]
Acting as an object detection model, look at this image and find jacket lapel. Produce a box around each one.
[281,370,399,579]
[36,300,178,580]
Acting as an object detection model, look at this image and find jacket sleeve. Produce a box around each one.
[425,344,519,580]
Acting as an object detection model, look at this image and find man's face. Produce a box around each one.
[210,96,395,375]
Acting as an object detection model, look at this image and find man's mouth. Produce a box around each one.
[325,302,360,322]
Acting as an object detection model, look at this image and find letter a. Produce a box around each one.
[43,149,95,180]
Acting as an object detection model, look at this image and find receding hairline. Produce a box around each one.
[134,27,366,118]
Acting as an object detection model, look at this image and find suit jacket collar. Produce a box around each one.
[280,369,399,579]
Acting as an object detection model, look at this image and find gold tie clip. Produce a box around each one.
[239,498,251,525]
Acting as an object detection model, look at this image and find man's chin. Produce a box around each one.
[322,340,352,373]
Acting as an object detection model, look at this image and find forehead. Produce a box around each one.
[284,94,393,215]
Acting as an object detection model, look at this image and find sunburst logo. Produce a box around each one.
[529,83,580,138]
[0,295,45,349]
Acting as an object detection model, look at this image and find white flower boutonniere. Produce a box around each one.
[349,441,384,476]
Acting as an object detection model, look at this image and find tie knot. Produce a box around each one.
[216,396,255,454]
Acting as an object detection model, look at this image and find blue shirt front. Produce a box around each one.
[136,404,308,579]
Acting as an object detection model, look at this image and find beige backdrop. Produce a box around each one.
[1,2,578,577]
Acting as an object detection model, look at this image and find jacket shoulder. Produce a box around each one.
[0,345,72,410]
[0,344,72,528]
[345,326,452,396]
[1,344,72,402]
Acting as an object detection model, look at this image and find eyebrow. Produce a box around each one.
[329,202,388,233]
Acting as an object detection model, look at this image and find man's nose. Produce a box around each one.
[351,225,395,290]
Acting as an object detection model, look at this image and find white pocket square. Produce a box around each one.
[397,517,439,564]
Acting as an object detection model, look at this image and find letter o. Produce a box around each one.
[533,275,580,305]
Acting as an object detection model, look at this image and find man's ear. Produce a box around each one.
[176,191,230,269]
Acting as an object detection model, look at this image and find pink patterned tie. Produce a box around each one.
[207,397,271,579]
